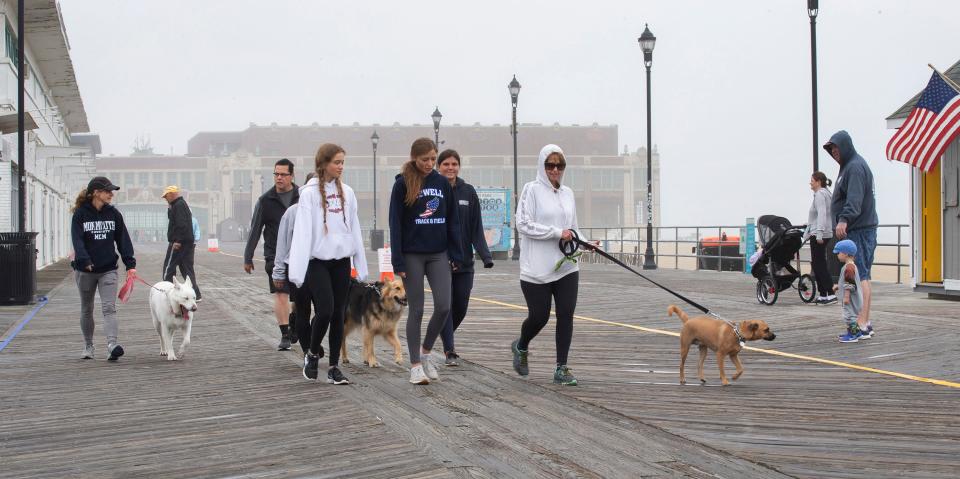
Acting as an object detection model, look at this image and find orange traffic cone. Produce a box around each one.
[351,267,358,278]
[379,271,395,281]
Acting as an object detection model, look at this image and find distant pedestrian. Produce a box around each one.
[272,172,322,356]
[832,240,870,343]
[244,158,299,350]
[175,212,202,300]
[511,144,586,386]
[389,138,463,385]
[824,131,878,337]
[289,144,367,385]
[70,176,137,361]
[161,185,200,300]
[802,171,835,305]
[436,149,493,367]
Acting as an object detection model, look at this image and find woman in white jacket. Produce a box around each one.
[510,144,585,386]
[803,171,835,304]
[288,143,367,385]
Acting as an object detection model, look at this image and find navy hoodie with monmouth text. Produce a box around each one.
[70,202,136,273]
[388,170,463,273]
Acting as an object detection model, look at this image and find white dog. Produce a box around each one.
[149,277,198,361]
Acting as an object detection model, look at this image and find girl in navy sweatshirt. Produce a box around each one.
[388,138,463,385]
[70,176,137,361]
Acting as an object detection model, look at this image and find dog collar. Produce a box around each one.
[726,320,745,348]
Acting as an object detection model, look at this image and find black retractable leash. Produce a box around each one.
[560,231,722,321]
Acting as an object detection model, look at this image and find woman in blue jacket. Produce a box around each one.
[70,176,137,361]
[389,138,463,385]
[436,149,493,366]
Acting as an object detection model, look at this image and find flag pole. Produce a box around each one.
[928,63,960,93]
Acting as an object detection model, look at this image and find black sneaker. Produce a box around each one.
[327,366,350,385]
[107,343,124,362]
[553,365,578,386]
[288,313,298,344]
[511,339,529,376]
[278,334,292,351]
[303,354,319,380]
[445,351,461,367]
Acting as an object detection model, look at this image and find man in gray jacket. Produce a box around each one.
[824,130,878,337]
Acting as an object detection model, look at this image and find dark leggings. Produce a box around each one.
[305,258,351,365]
[440,272,475,353]
[518,272,579,366]
[290,283,323,354]
[810,240,834,297]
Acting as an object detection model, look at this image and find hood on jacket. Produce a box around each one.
[300,177,320,192]
[80,201,117,215]
[824,130,858,166]
[537,144,566,189]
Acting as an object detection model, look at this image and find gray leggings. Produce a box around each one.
[75,270,119,346]
[402,252,452,364]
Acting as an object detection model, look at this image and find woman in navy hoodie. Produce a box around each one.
[389,138,463,385]
[70,176,137,361]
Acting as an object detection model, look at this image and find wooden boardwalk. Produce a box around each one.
[2,241,958,478]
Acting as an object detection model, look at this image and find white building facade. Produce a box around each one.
[0,0,94,268]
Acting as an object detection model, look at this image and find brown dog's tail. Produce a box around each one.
[667,304,689,323]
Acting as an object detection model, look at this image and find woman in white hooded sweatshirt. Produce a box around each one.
[288,143,367,385]
[510,144,585,386]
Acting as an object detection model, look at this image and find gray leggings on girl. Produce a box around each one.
[402,252,452,364]
[76,269,119,346]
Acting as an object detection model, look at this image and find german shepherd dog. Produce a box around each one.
[341,278,407,367]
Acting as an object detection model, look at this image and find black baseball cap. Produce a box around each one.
[87,176,120,194]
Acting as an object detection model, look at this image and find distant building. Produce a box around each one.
[97,123,661,242]
[0,1,97,267]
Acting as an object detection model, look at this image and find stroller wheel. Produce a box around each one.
[798,274,817,303]
[757,277,778,305]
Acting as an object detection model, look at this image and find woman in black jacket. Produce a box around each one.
[436,149,493,366]
[70,176,137,361]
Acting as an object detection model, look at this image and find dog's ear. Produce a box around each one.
[172,277,182,288]
[748,321,760,332]
[183,276,193,290]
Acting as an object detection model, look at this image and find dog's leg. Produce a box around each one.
[162,326,177,361]
[679,336,690,385]
[731,353,744,381]
[387,327,404,365]
[697,345,708,384]
[178,317,193,359]
[340,332,349,365]
[364,329,378,368]
[717,351,729,386]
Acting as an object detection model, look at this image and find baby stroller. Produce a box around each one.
[751,215,817,305]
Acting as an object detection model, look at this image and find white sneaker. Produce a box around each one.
[409,365,430,385]
[422,353,439,380]
[81,344,94,359]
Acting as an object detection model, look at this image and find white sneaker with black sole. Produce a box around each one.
[81,344,94,359]
[409,365,430,385]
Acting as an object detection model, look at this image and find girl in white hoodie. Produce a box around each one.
[288,143,368,385]
[510,144,585,386]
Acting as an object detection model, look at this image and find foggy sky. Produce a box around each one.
[58,0,960,227]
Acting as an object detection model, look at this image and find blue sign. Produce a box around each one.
[476,188,512,252]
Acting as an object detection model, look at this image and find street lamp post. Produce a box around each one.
[808,0,820,173]
[638,24,657,270]
[508,75,521,261]
[431,107,442,148]
[370,130,382,250]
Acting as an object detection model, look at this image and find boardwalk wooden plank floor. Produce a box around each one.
[2,241,958,478]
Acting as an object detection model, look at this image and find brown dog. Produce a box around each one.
[341,278,407,368]
[668,304,776,386]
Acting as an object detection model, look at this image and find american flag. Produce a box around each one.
[886,71,960,172]
[419,197,440,218]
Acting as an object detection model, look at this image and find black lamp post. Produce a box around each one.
[508,75,521,261]
[808,0,820,172]
[638,24,657,270]
[371,130,379,230]
[431,107,442,148]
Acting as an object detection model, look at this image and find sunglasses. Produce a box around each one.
[273,172,292,177]
[544,163,566,171]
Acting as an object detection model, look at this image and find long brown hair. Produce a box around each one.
[71,189,93,213]
[314,143,348,233]
[401,137,437,206]
[812,171,832,188]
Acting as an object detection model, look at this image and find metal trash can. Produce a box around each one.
[0,232,38,305]
[369,229,384,251]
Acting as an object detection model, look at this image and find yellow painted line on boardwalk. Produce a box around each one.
[468,296,960,390]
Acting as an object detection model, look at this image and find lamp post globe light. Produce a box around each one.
[808,0,820,172]
[370,130,383,250]
[508,75,521,261]
[638,24,657,270]
[431,107,442,148]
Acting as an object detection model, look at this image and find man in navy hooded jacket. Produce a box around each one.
[824,130,878,336]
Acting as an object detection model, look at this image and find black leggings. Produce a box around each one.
[290,283,323,354]
[440,272,475,353]
[518,272,579,366]
[305,258,351,365]
[810,240,834,297]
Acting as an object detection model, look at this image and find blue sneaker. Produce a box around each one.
[838,331,862,343]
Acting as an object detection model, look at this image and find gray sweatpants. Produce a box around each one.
[75,270,119,346]
[402,252,452,364]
